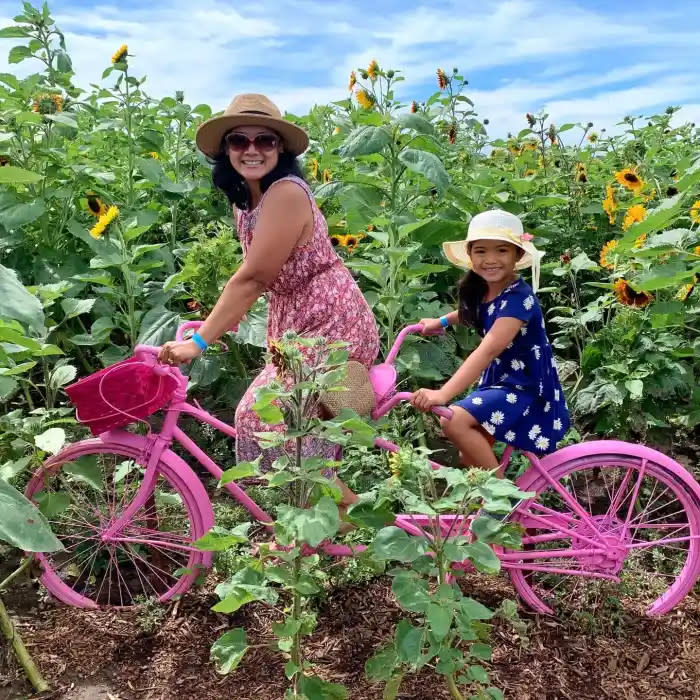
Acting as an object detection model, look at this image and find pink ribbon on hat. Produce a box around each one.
[521,232,534,241]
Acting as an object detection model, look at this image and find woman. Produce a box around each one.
[159,93,380,512]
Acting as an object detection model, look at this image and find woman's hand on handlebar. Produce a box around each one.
[158,339,202,366]
[419,318,444,335]
[411,387,449,412]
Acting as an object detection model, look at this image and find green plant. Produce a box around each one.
[355,445,532,700]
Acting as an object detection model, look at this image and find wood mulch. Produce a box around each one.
[1,570,698,700]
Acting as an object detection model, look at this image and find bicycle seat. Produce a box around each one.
[369,362,397,411]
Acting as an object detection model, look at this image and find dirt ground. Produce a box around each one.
[1,568,698,700]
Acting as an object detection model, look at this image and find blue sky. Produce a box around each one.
[1,0,699,137]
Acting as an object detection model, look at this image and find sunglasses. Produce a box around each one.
[224,132,279,152]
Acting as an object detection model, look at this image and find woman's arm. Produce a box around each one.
[411,316,523,411]
[159,181,311,364]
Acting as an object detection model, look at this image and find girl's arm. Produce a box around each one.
[159,182,310,364]
[411,317,524,410]
[419,309,459,333]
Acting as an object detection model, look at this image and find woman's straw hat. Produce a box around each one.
[196,93,309,157]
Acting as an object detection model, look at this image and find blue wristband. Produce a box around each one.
[439,316,450,329]
[191,332,208,352]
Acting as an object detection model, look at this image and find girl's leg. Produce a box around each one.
[440,406,503,476]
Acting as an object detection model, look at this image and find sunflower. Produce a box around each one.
[322,169,332,184]
[575,163,587,183]
[614,279,653,308]
[677,277,697,302]
[448,122,457,144]
[111,44,128,64]
[622,204,647,231]
[665,186,678,197]
[32,93,63,114]
[355,89,374,110]
[309,158,319,179]
[643,188,656,203]
[348,71,357,92]
[436,68,448,90]
[615,168,644,192]
[367,60,379,80]
[333,126,341,135]
[345,235,359,251]
[587,132,599,143]
[366,224,375,232]
[0,155,9,166]
[602,184,617,224]
[388,451,402,479]
[89,205,119,239]
[600,240,618,269]
[330,234,346,247]
[86,195,108,218]
[633,233,647,249]
[522,140,538,152]
[690,200,700,224]
[524,169,536,176]
[695,246,700,256]
[508,142,522,157]
[410,100,418,113]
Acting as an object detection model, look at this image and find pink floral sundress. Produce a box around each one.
[234,175,380,468]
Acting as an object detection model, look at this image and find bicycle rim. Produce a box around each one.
[507,453,700,616]
[26,442,211,608]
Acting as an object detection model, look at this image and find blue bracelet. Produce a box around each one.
[439,316,450,329]
[191,332,209,352]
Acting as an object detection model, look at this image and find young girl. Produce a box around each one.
[411,209,569,474]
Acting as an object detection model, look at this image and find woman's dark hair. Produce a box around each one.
[457,270,488,331]
[210,131,305,210]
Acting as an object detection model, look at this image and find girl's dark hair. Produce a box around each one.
[210,132,305,210]
[457,270,488,331]
[457,242,524,330]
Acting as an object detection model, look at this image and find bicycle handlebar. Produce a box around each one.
[385,323,445,365]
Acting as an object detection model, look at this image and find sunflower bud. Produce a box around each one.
[367,60,379,81]
[359,69,369,80]
[526,113,536,127]
[386,69,395,78]
[448,122,457,144]
[348,71,357,91]
[410,100,418,113]
[436,68,448,90]
[175,90,184,103]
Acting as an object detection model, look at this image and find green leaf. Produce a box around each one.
[33,427,66,455]
[44,113,78,129]
[391,572,431,613]
[459,598,494,620]
[397,113,434,134]
[0,376,19,400]
[530,194,569,209]
[469,642,492,660]
[8,45,32,64]
[136,306,181,346]
[394,619,423,665]
[373,526,429,562]
[676,158,700,191]
[346,500,395,529]
[0,361,36,376]
[0,26,30,38]
[338,125,391,157]
[468,664,490,683]
[365,643,399,682]
[61,298,96,318]
[34,490,70,518]
[195,524,250,551]
[0,480,63,551]
[220,459,259,484]
[210,628,248,674]
[63,455,102,490]
[0,264,45,334]
[48,364,77,390]
[0,193,45,230]
[276,496,339,547]
[55,50,72,73]
[398,148,450,194]
[633,261,693,291]
[0,327,41,351]
[463,541,501,574]
[297,674,348,700]
[427,603,453,640]
[0,455,32,481]
[625,379,644,400]
[617,194,683,250]
[0,165,43,184]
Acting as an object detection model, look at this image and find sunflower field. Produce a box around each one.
[0,2,699,695]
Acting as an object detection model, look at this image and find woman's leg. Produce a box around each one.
[440,405,502,476]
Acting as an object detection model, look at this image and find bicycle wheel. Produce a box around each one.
[507,443,700,616]
[25,438,214,608]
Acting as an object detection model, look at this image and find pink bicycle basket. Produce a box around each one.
[66,357,179,436]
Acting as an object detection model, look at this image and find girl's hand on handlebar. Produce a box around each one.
[158,340,202,366]
[419,318,444,335]
[411,387,449,412]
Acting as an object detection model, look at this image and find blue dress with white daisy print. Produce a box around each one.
[455,277,570,454]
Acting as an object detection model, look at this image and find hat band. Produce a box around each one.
[239,109,274,116]
[469,226,528,247]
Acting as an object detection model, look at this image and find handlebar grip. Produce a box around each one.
[134,344,161,357]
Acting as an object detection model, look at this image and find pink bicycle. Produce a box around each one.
[25,322,700,615]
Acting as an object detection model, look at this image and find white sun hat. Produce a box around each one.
[442,209,544,291]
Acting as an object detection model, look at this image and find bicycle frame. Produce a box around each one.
[95,321,647,578]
